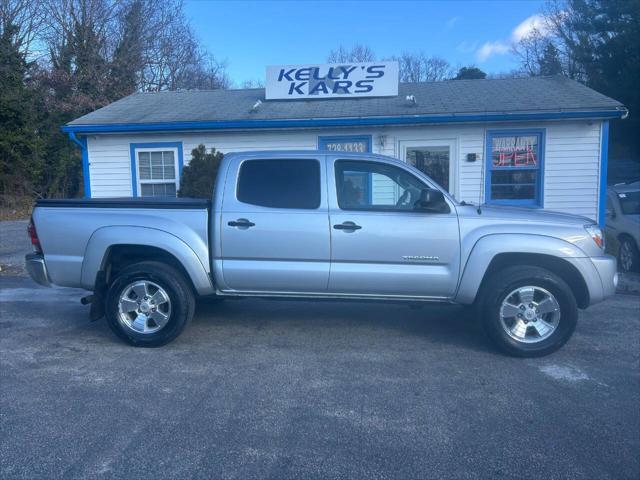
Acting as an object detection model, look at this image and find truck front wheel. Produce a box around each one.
[479,266,578,357]
[105,261,195,347]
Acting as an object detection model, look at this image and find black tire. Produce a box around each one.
[618,236,639,273]
[105,261,195,347]
[478,265,578,357]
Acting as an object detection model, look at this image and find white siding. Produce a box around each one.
[86,120,603,220]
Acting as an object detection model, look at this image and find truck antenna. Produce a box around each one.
[478,124,486,215]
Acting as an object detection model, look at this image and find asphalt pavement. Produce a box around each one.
[0,220,29,275]
[1,273,639,479]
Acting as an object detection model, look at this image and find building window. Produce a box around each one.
[130,142,183,197]
[318,135,372,153]
[237,159,321,209]
[400,139,457,197]
[486,130,544,206]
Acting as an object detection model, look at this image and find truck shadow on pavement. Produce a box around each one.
[189,297,495,355]
[0,275,498,355]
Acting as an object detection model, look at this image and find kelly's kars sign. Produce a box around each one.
[265,62,399,100]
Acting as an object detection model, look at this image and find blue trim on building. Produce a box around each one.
[67,132,91,198]
[62,110,624,134]
[485,128,545,208]
[598,121,609,226]
[129,142,184,197]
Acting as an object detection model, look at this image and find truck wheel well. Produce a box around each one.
[100,245,196,294]
[618,233,637,247]
[479,253,590,309]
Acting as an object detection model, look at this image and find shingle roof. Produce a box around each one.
[68,75,623,126]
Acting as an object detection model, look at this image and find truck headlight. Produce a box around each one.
[584,224,605,250]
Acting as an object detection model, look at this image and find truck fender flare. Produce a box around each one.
[454,233,588,305]
[81,226,214,295]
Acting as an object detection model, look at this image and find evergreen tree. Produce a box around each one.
[0,23,43,196]
[562,0,640,157]
[539,44,563,76]
[453,66,487,80]
[107,0,144,100]
[179,145,223,198]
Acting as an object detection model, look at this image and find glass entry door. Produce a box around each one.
[401,140,457,197]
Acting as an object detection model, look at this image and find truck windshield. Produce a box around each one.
[618,191,640,215]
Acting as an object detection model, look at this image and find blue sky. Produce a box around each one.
[185,0,546,86]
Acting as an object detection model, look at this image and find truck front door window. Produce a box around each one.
[335,160,429,211]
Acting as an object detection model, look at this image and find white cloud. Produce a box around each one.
[475,41,510,62]
[511,14,548,42]
[474,13,550,62]
[446,16,461,29]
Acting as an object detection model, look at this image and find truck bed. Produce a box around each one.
[32,197,213,293]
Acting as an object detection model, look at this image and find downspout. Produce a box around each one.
[67,131,91,198]
[598,121,609,227]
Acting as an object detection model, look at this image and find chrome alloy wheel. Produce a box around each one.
[499,286,560,344]
[117,281,172,334]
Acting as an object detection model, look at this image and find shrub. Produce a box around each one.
[178,144,223,198]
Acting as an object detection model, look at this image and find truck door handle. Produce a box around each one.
[228,219,255,228]
[333,221,362,231]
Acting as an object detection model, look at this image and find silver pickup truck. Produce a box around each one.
[26,151,617,356]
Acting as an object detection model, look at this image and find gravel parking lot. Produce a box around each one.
[1,222,639,479]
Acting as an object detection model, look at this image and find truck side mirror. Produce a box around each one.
[416,188,448,213]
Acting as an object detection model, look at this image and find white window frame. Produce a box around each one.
[134,147,180,197]
[399,139,458,199]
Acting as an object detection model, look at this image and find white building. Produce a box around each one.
[63,73,625,225]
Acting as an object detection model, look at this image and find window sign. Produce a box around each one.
[318,135,371,153]
[492,135,539,168]
[486,131,544,206]
[322,140,368,153]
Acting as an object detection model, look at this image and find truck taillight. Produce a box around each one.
[27,218,43,254]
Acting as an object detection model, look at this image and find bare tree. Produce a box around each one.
[240,79,265,88]
[327,44,375,63]
[176,52,230,90]
[386,52,453,82]
[0,0,45,60]
[137,0,228,91]
[511,2,583,80]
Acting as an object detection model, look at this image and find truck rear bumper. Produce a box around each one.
[25,253,51,287]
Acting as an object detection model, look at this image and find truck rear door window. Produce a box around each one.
[237,159,321,209]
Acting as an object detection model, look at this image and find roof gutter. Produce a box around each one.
[61,108,627,134]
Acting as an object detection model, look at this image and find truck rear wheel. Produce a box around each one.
[105,261,195,347]
[479,266,578,357]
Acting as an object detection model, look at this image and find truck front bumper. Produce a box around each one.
[590,254,618,302]
[25,253,51,287]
